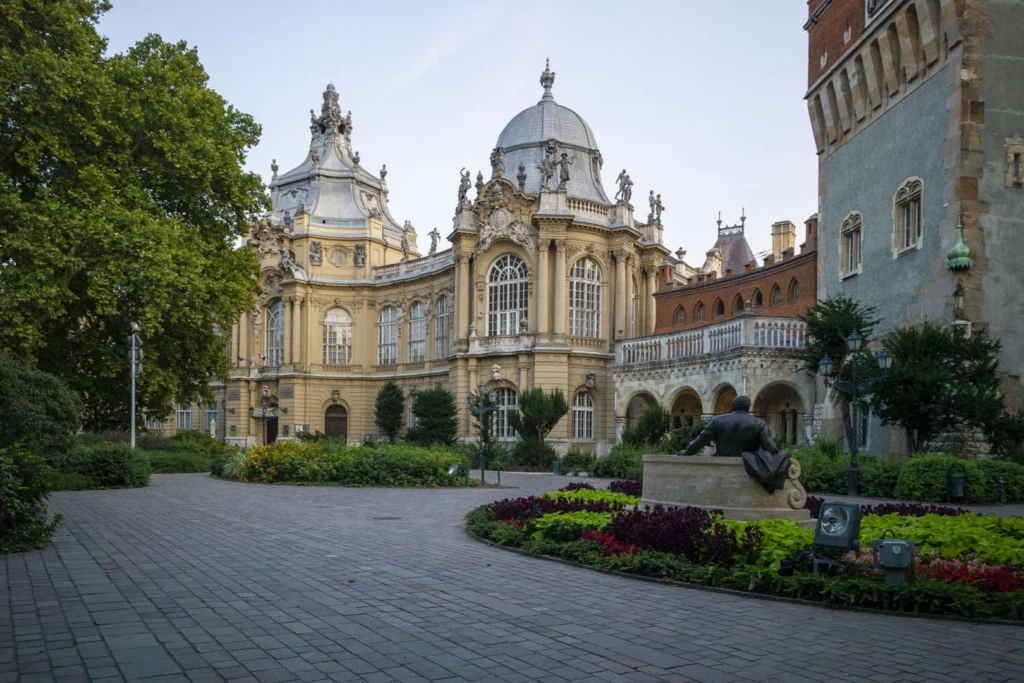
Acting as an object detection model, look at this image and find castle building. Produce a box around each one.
[158,64,672,454]
[611,215,819,447]
[804,0,1024,453]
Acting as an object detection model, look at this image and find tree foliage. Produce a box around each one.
[0,0,267,429]
[0,354,83,468]
[374,381,405,442]
[621,405,671,446]
[407,387,458,446]
[507,388,568,442]
[872,323,1004,453]
[798,296,881,451]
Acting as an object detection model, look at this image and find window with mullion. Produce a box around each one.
[434,296,451,359]
[408,302,426,363]
[378,307,398,365]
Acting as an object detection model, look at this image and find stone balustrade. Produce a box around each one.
[371,248,454,283]
[615,315,808,366]
[565,197,611,225]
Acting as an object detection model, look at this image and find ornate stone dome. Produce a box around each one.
[495,62,610,204]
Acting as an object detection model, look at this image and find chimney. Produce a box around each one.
[771,220,797,260]
[763,253,776,267]
[744,260,756,273]
[782,247,795,261]
[801,213,819,253]
[725,268,734,278]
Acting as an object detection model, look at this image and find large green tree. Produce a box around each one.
[407,387,458,446]
[797,296,881,451]
[871,322,1004,453]
[374,381,405,442]
[0,0,267,429]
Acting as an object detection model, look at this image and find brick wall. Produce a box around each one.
[653,252,818,335]
[806,0,866,87]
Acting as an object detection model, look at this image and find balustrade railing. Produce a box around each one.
[615,316,808,366]
[565,197,611,224]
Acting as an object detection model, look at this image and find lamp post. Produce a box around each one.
[818,332,893,496]
[129,322,142,449]
[467,381,498,484]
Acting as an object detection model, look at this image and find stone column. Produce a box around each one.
[518,353,529,390]
[290,297,301,366]
[614,251,626,340]
[456,254,469,339]
[239,310,250,367]
[646,270,657,335]
[285,298,294,365]
[537,241,549,335]
[231,322,240,368]
[553,240,567,336]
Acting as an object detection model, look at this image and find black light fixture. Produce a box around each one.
[812,501,861,574]
[846,330,864,352]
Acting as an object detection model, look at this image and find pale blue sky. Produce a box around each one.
[98,0,816,258]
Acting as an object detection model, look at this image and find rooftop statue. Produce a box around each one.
[537,156,555,191]
[679,395,791,493]
[490,146,505,177]
[428,227,441,255]
[614,169,633,204]
[400,222,412,262]
[517,162,527,191]
[457,168,471,205]
[556,152,574,189]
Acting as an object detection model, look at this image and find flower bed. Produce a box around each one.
[466,483,1024,621]
[216,440,473,487]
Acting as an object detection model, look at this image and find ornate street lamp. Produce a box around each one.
[467,381,498,484]
[818,333,892,496]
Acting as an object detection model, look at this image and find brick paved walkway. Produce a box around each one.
[2,474,1022,683]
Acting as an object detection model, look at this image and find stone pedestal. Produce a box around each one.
[641,454,811,524]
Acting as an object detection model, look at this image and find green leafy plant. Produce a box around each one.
[374,381,405,442]
[0,355,83,469]
[531,511,613,542]
[860,513,1024,565]
[621,405,671,447]
[1,447,63,553]
[593,443,644,480]
[543,488,639,507]
[66,443,151,488]
[146,450,215,474]
[407,387,458,446]
[561,449,596,474]
[895,455,990,503]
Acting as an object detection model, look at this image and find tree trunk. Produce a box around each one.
[839,394,854,454]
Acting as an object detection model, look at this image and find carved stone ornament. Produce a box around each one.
[585,373,597,389]
[251,303,262,331]
[491,364,501,381]
[279,248,307,279]
[354,244,366,267]
[476,208,535,255]
[263,272,283,295]
[328,247,347,266]
[517,162,527,190]
[309,241,323,266]
[247,219,283,259]
[490,146,505,177]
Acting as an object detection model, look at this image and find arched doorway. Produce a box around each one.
[625,392,657,428]
[713,385,737,415]
[325,405,348,440]
[753,383,805,447]
[670,388,702,428]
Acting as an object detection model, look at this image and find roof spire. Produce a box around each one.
[540,58,555,102]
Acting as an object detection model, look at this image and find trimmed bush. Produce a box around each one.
[170,430,231,456]
[895,455,990,503]
[561,449,596,474]
[407,388,458,446]
[0,356,83,468]
[147,450,214,474]
[593,443,643,480]
[1,447,63,552]
[67,443,151,488]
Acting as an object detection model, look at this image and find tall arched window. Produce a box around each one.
[494,388,518,438]
[434,295,451,359]
[753,289,764,309]
[733,295,744,314]
[894,179,923,253]
[714,299,725,318]
[378,306,398,365]
[487,254,528,336]
[675,307,686,326]
[841,212,863,277]
[572,392,594,439]
[695,303,706,322]
[771,285,782,305]
[266,300,284,366]
[408,301,426,363]
[322,308,353,365]
[789,280,800,301]
[569,258,602,338]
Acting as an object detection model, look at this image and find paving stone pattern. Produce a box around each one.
[2,473,1023,683]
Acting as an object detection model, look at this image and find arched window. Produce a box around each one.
[675,307,686,326]
[408,301,426,363]
[434,295,451,359]
[266,299,284,366]
[753,289,764,309]
[572,392,594,439]
[378,306,398,365]
[771,285,782,305]
[789,280,800,301]
[494,388,518,438]
[733,295,744,314]
[841,212,863,276]
[322,308,352,365]
[569,258,602,338]
[894,179,923,253]
[714,299,725,318]
[695,303,706,322]
[487,254,528,336]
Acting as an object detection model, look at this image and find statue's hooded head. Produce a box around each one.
[732,395,752,412]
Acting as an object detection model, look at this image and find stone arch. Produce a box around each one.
[623,391,657,429]
[669,387,703,429]
[753,381,806,447]
[711,383,738,415]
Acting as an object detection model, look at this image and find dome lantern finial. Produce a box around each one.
[540,58,555,102]
[946,213,974,271]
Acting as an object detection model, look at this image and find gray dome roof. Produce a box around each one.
[495,62,609,204]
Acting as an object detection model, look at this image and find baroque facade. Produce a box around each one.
[805,0,1024,454]
[159,65,671,454]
